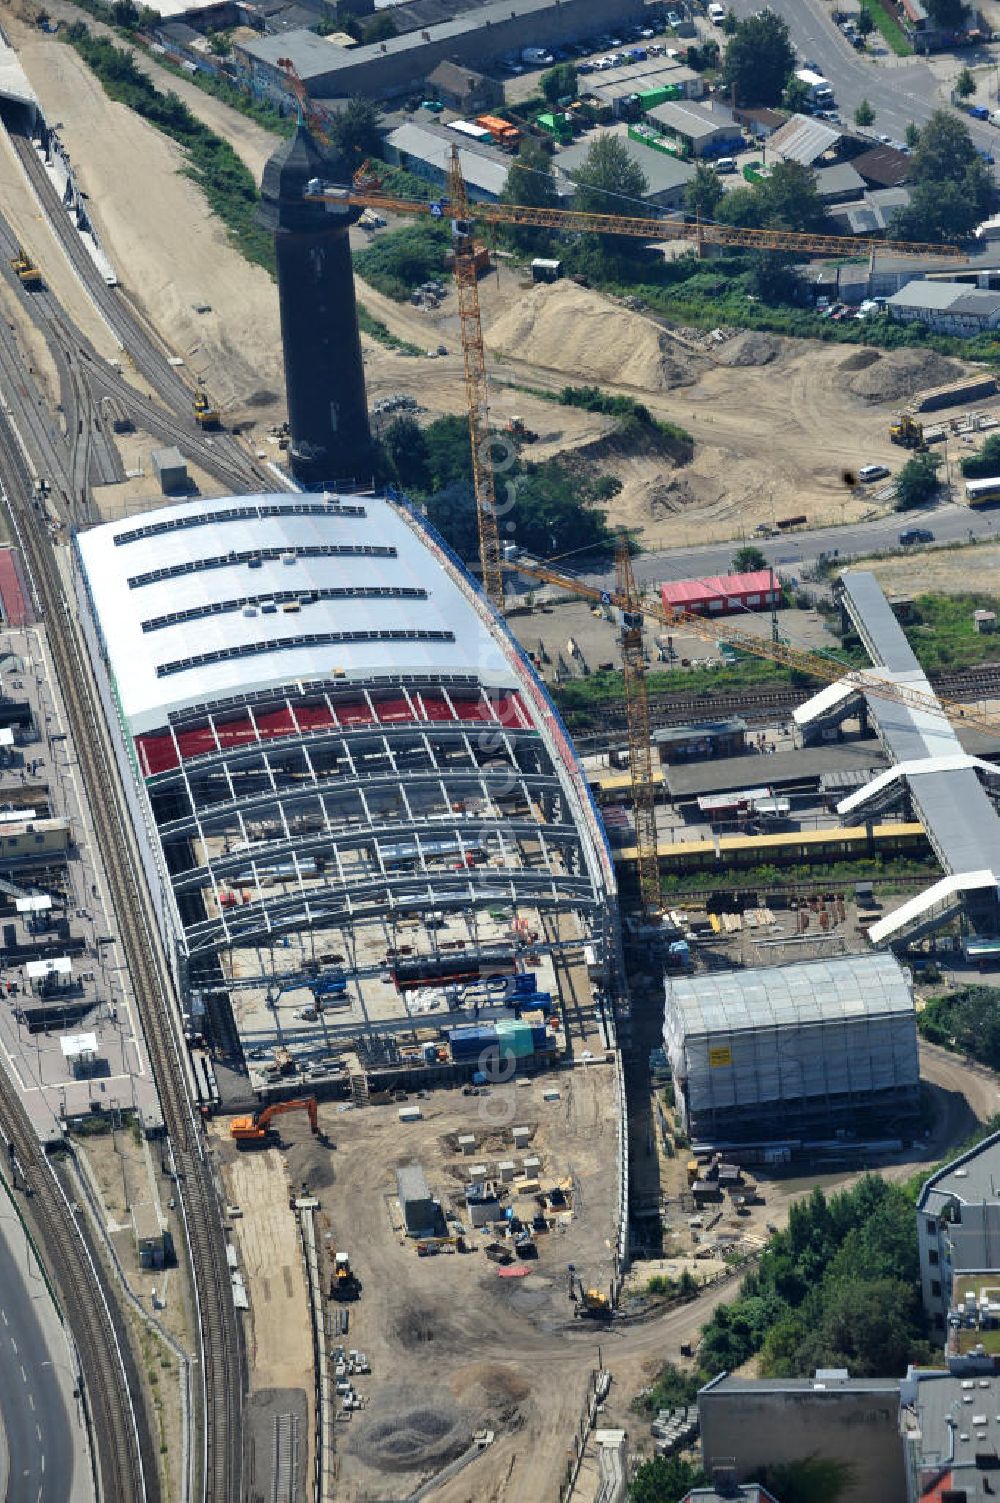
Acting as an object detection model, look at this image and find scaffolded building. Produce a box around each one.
[72,493,619,1090]
[663,953,920,1147]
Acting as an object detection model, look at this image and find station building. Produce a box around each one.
[72,493,619,1096]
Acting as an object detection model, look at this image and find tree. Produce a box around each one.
[782,73,812,113]
[721,8,738,34]
[905,121,921,148]
[721,10,796,106]
[571,133,649,215]
[362,9,396,40]
[629,1456,706,1503]
[891,108,993,242]
[854,98,875,127]
[732,544,768,572]
[926,0,967,27]
[756,159,827,233]
[961,431,1000,477]
[895,451,942,509]
[383,415,431,491]
[686,39,720,71]
[856,10,875,36]
[330,96,383,170]
[540,61,577,104]
[955,65,976,99]
[500,139,560,252]
[684,162,724,221]
[752,1457,856,1503]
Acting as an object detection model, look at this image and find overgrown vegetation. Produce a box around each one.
[657,852,935,896]
[553,657,811,729]
[353,220,451,301]
[919,985,1000,1068]
[61,24,274,269]
[860,0,913,54]
[902,591,1000,672]
[961,431,1000,478]
[696,1177,935,1380]
[554,386,693,454]
[384,413,616,561]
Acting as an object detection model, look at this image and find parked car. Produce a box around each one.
[970,104,990,121]
[899,527,934,546]
[858,464,890,483]
[666,10,683,26]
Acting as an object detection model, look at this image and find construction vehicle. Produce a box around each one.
[506,415,538,444]
[572,1277,612,1320]
[230,1096,319,1145]
[331,1250,361,1300]
[193,386,220,429]
[10,246,41,288]
[890,412,927,450]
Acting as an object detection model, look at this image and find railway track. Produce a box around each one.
[0,377,245,1497]
[561,664,1000,740]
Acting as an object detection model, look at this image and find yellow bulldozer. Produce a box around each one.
[890,412,926,450]
[10,246,41,288]
[194,386,220,429]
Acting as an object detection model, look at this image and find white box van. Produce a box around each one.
[715,156,736,173]
[708,2,726,20]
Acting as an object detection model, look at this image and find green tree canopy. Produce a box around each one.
[570,133,649,214]
[854,98,875,127]
[857,9,875,35]
[721,10,796,106]
[891,109,993,242]
[782,73,811,112]
[684,162,724,221]
[732,544,768,572]
[500,139,560,252]
[894,451,942,509]
[926,0,967,27]
[540,61,577,104]
[628,1456,706,1503]
[755,159,827,233]
[383,415,431,491]
[955,65,976,99]
[961,431,1000,478]
[330,96,383,170]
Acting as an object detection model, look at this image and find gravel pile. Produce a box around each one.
[847,348,966,403]
[351,1385,473,1472]
[714,331,781,367]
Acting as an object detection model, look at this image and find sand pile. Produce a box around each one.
[847,347,967,403]
[485,282,701,390]
[714,331,782,367]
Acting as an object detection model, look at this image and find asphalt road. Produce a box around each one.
[0,1195,90,1502]
[570,494,992,591]
[726,0,1000,154]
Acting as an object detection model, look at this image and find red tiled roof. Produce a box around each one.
[661,570,776,607]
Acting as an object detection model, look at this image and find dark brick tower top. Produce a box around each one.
[260,124,373,488]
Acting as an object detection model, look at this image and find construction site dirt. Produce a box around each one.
[213,1064,621,1503]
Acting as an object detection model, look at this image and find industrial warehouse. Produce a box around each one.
[71,492,619,1098]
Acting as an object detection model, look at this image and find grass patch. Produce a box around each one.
[901,592,1000,673]
[860,0,913,54]
[656,852,937,896]
[552,657,821,730]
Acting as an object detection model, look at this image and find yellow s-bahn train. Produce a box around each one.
[613,821,929,873]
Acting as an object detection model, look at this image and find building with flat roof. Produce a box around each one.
[887,279,1000,336]
[699,1371,906,1503]
[233,0,645,103]
[899,1368,1000,1500]
[72,493,619,1094]
[644,98,739,157]
[663,954,920,1146]
[916,1128,1000,1343]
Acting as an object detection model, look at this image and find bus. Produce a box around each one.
[965,476,1000,507]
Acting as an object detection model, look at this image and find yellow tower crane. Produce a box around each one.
[305,146,965,897]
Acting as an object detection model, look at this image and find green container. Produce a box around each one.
[496,1020,534,1059]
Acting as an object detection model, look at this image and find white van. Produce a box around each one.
[708,3,727,21]
[715,156,736,173]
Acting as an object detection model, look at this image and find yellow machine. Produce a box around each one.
[229,1096,319,1146]
[506,415,538,443]
[890,412,926,449]
[10,246,41,288]
[577,1285,612,1319]
[194,387,220,429]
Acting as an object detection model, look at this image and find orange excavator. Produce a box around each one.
[230,1096,319,1146]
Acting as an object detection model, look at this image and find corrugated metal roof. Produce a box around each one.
[768,113,840,165]
[660,570,776,606]
[387,122,508,196]
[665,954,914,1039]
[645,99,734,140]
[75,493,511,733]
[557,129,694,197]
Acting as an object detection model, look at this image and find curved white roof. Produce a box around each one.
[75,493,510,732]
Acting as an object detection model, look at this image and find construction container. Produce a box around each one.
[496,1019,534,1060]
[449,1025,498,1062]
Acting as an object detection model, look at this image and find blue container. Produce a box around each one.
[512,974,537,996]
[530,1025,549,1048]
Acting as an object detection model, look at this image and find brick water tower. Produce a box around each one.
[259,123,373,487]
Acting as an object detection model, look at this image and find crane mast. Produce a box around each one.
[447,150,504,610]
[616,536,661,915]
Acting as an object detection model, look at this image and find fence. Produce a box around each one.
[558,1367,612,1503]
